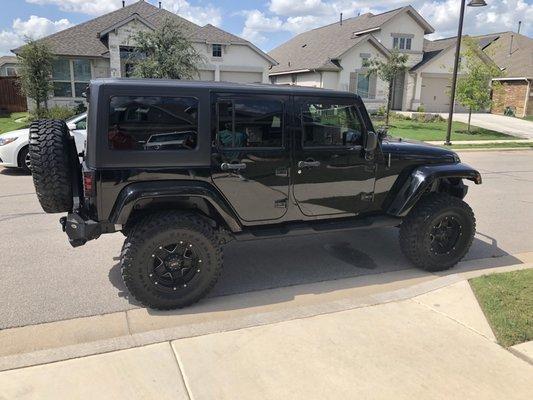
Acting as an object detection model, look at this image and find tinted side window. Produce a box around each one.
[301,102,363,147]
[108,96,198,151]
[217,98,283,148]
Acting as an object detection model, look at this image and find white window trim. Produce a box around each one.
[5,67,17,76]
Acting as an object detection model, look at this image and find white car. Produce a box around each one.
[0,113,87,173]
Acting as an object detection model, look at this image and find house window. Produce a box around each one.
[349,71,376,99]
[212,44,222,58]
[52,58,91,98]
[393,36,412,50]
[6,67,17,76]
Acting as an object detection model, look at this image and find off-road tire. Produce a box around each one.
[399,193,475,272]
[121,211,223,310]
[29,120,74,213]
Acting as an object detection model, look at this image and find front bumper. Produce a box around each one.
[0,140,20,167]
[60,213,102,247]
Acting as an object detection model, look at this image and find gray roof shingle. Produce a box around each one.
[268,6,434,75]
[413,32,533,78]
[12,0,268,61]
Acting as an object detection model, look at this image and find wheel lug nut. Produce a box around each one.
[189,244,193,248]
[149,273,153,277]
[197,269,200,273]
[173,287,177,291]
[183,284,187,288]
[151,254,155,258]
[159,246,162,249]
[155,281,158,285]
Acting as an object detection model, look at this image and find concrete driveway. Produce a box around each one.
[443,113,533,139]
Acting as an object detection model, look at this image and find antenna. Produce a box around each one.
[517,21,522,34]
[340,13,343,26]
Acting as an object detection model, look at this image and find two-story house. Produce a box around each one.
[269,6,463,113]
[0,56,19,76]
[12,0,277,109]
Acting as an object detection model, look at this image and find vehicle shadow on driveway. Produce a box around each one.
[107,227,520,313]
[0,168,30,176]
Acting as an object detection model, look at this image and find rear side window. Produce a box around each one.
[217,98,283,148]
[108,96,198,151]
[301,102,363,147]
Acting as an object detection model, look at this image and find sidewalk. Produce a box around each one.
[1,256,532,399]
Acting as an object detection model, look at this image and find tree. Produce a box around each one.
[17,38,54,116]
[455,38,503,132]
[130,19,205,79]
[364,51,409,126]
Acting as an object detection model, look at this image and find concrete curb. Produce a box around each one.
[509,341,533,366]
[1,253,531,372]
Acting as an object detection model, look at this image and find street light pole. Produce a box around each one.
[445,0,487,145]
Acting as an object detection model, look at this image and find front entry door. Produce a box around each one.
[211,95,290,222]
[292,97,376,217]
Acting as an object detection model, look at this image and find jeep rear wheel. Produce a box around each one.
[120,211,223,310]
[29,120,78,213]
[399,193,475,272]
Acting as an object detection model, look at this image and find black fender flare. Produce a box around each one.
[108,180,242,232]
[387,163,482,217]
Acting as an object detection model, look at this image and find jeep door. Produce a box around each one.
[211,94,290,222]
[292,97,376,217]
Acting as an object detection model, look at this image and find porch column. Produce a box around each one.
[411,72,423,111]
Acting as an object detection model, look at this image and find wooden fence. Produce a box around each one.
[0,77,27,113]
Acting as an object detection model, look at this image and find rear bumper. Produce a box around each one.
[60,213,102,247]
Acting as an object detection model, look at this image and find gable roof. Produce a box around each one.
[413,32,533,77]
[268,6,434,75]
[12,0,275,64]
[0,56,18,67]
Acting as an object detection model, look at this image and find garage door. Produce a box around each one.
[198,70,215,81]
[420,77,452,113]
[421,77,468,113]
[220,71,263,84]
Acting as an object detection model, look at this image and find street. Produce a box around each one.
[1,150,532,330]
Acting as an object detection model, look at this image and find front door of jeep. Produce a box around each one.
[211,95,290,222]
[292,97,376,217]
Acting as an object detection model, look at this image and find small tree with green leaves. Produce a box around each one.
[364,51,409,126]
[17,38,54,116]
[455,38,503,132]
[130,19,205,79]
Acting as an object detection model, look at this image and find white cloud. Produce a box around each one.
[240,10,283,44]
[158,1,222,26]
[0,15,73,55]
[26,0,123,16]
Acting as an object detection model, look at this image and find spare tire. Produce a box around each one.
[29,119,76,213]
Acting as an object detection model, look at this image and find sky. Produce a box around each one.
[0,0,532,55]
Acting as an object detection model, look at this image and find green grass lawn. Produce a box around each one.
[470,269,533,347]
[378,118,518,142]
[0,112,29,134]
[449,142,533,150]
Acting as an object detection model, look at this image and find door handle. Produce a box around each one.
[298,160,321,168]
[221,162,247,171]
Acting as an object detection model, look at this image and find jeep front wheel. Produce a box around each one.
[120,211,223,310]
[399,193,475,272]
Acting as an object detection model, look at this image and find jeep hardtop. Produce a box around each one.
[29,79,482,309]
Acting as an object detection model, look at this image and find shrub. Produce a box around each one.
[29,105,78,121]
[416,105,425,113]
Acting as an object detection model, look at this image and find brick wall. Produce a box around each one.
[491,80,531,117]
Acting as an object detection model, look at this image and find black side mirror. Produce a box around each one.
[365,131,378,152]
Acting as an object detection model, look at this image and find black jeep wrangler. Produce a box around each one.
[29,79,482,309]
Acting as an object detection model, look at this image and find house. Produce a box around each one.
[0,56,19,76]
[268,5,530,115]
[413,32,533,116]
[12,0,277,109]
[268,6,436,111]
[477,32,532,117]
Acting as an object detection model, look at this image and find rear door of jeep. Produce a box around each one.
[210,92,291,223]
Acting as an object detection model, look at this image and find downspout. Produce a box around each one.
[312,69,324,88]
[523,78,531,118]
